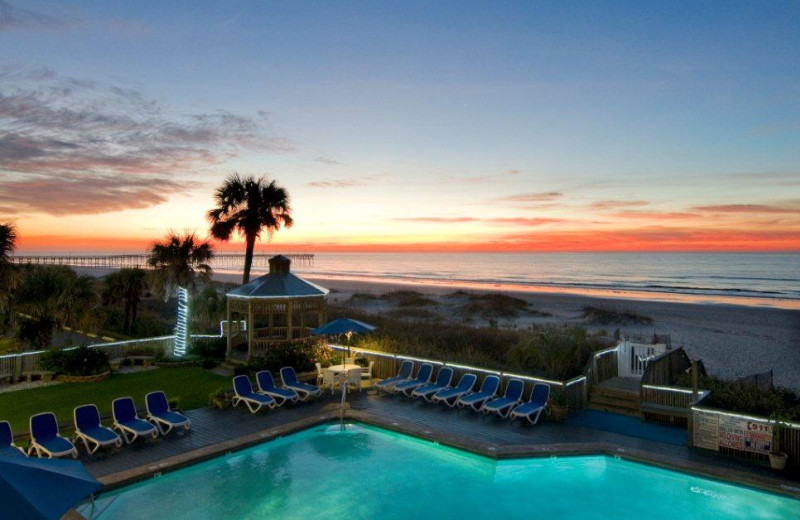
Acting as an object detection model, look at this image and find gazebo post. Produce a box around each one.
[286,300,293,340]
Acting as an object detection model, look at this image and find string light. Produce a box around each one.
[173,287,189,357]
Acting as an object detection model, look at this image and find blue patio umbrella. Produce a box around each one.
[311,318,376,337]
[0,453,102,520]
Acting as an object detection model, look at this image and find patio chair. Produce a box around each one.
[510,383,551,425]
[73,404,122,455]
[280,367,323,401]
[393,363,434,396]
[346,367,362,393]
[112,397,159,444]
[0,420,26,457]
[482,379,525,418]
[146,391,192,435]
[321,368,339,394]
[457,375,501,412]
[432,373,477,407]
[315,363,324,386]
[256,370,299,406]
[375,359,414,394]
[28,412,78,459]
[232,375,277,413]
[361,361,374,380]
[411,367,454,402]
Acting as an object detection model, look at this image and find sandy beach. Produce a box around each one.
[302,276,800,391]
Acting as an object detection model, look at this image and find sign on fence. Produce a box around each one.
[693,410,719,451]
[693,409,773,454]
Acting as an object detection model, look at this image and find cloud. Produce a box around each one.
[395,217,564,226]
[0,66,294,215]
[306,173,386,188]
[692,204,800,214]
[589,200,649,210]
[0,174,184,215]
[0,1,63,31]
[495,191,564,203]
[313,156,341,165]
[612,211,700,220]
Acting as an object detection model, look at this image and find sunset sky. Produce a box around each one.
[2,1,799,253]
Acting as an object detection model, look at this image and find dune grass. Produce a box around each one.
[1,366,229,435]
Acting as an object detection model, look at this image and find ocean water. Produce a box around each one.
[86,423,800,520]
[264,252,800,308]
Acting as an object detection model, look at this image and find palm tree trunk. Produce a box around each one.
[243,233,257,284]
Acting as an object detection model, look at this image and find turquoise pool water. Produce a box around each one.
[88,423,799,520]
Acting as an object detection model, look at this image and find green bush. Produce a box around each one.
[189,337,227,360]
[39,346,110,376]
[678,374,800,420]
[249,337,331,374]
[507,325,596,380]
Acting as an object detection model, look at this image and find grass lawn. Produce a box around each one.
[1,367,230,435]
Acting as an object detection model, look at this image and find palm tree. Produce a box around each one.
[14,265,98,349]
[0,222,20,316]
[207,174,293,284]
[103,268,148,334]
[147,232,214,301]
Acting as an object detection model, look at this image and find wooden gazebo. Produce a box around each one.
[226,255,328,361]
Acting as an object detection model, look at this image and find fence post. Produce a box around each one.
[13,356,22,382]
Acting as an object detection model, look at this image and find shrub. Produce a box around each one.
[506,325,596,380]
[677,374,800,420]
[39,346,110,376]
[189,337,227,360]
[249,337,331,374]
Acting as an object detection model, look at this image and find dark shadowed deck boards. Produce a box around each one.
[82,391,800,497]
[84,397,335,478]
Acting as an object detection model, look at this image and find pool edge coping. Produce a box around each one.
[97,405,800,500]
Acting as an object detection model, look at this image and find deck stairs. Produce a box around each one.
[588,377,641,417]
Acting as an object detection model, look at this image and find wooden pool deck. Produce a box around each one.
[82,391,800,499]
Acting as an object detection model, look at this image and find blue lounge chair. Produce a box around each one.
[393,363,434,396]
[0,420,25,457]
[256,371,299,406]
[112,397,159,444]
[28,412,78,459]
[146,391,192,435]
[457,375,501,412]
[482,379,525,418]
[432,373,477,407]
[375,360,414,394]
[510,383,551,425]
[73,404,122,455]
[233,375,277,413]
[411,367,454,402]
[280,367,322,401]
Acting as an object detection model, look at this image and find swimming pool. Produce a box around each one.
[87,423,799,520]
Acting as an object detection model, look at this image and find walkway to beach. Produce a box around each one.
[84,392,800,498]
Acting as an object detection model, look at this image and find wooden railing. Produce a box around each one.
[584,346,619,386]
[641,347,693,387]
[333,344,588,411]
[639,348,707,426]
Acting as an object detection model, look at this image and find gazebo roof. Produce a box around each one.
[227,255,329,299]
